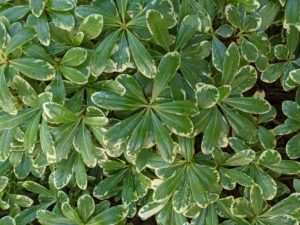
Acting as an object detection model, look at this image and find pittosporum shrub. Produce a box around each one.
[1,0,300,224]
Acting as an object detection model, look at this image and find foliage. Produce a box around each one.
[1,0,300,224]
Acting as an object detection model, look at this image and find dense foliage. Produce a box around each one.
[1,0,300,224]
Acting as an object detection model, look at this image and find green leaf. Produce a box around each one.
[250,184,264,215]
[61,47,87,67]
[172,175,190,213]
[22,181,54,197]
[79,14,103,41]
[286,134,300,159]
[77,194,95,222]
[86,205,128,225]
[0,67,17,115]
[0,216,15,225]
[91,30,120,76]
[284,0,300,28]
[61,202,82,224]
[5,28,35,54]
[230,198,253,217]
[48,0,75,11]
[0,22,7,49]
[282,101,300,122]
[152,51,180,100]
[175,15,200,50]
[261,63,284,83]
[151,111,176,162]
[196,83,219,109]
[11,58,55,81]
[0,129,13,161]
[201,108,228,154]
[0,176,8,192]
[154,101,198,116]
[0,108,37,131]
[37,210,76,225]
[289,69,300,84]
[146,10,171,51]
[43,102,77,123]
[52,152,75,189]
[258,150,281,165]
[221,42,240,85]
[223,150,256,166]
[74,154,87,190]
[92,91,144,111]
[49,11,74,31]
[24,112,41,153]
[36,14,50,46]
[127,110,150,154]
[60,66,88,84]
[225,5,242,28]
[212,36,226,71]
[29,0,45,17]
[230,65,257,95]
[73,122,97,168]
[240,39,258,62]
[258,126,276,150]
[127,30,156,78]
[224,97,271,114]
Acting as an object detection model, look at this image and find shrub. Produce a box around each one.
[1,0,300,224]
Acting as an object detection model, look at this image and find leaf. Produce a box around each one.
[223,150,256,166]
[289,69,300,84]
[154,101,198,116]
[36,14,50,46]
[250,184,264,215]
[221,42,240,85]
[196,83,219,109]
[29,0,45,17]
[0,66,17,115]
[286,134,300,159]
[91,30,120,76]
[259,126,276,150]
[225,5,242,28]
[0,216,15,225]
[43,102,77,123]
[79,14,103,41]
[230,65,257,95]
[284,0,300,28]
[24,112,41,153]
[151,111,176,162]
[5,28,35,54]
[224,97,271,114]
[146,10,171,51]
[77,194,95,222]
[212,36,226,71]
[61,203,82,224]
[0,176,8,192]
[0,108,37,131]
[49,11,74,31]
[201,108,227,154]
[127,30,156,78]
[240,39,258,62]
[86,205,128,225]
[61,47,87,67]
[22,181,54,198]
[40,120,56,163]
[52,152,75,189]
[152,51,180,100]
[37,210,76,225]
[261,63,284,83]
[10,58,55,81]
[92,91,144,111]
[74,154,87,190]
[73,122,97,168]
[175,15,200,50]
[282,101,300,122]
[48,0,75,11]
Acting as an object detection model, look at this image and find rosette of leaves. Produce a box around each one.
[93,158,151,210]
[139,137,221,216]
[227,134,300,200]
[76,0,176,77]
[37,193,128,225]
[192,43,271,153]
[27,0,77,46]
[0,21,55,115]
[92,52,199,162]
[230,185,300,225]
[42,100,108,190]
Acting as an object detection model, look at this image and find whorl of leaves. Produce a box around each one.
[1,0,300,225]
